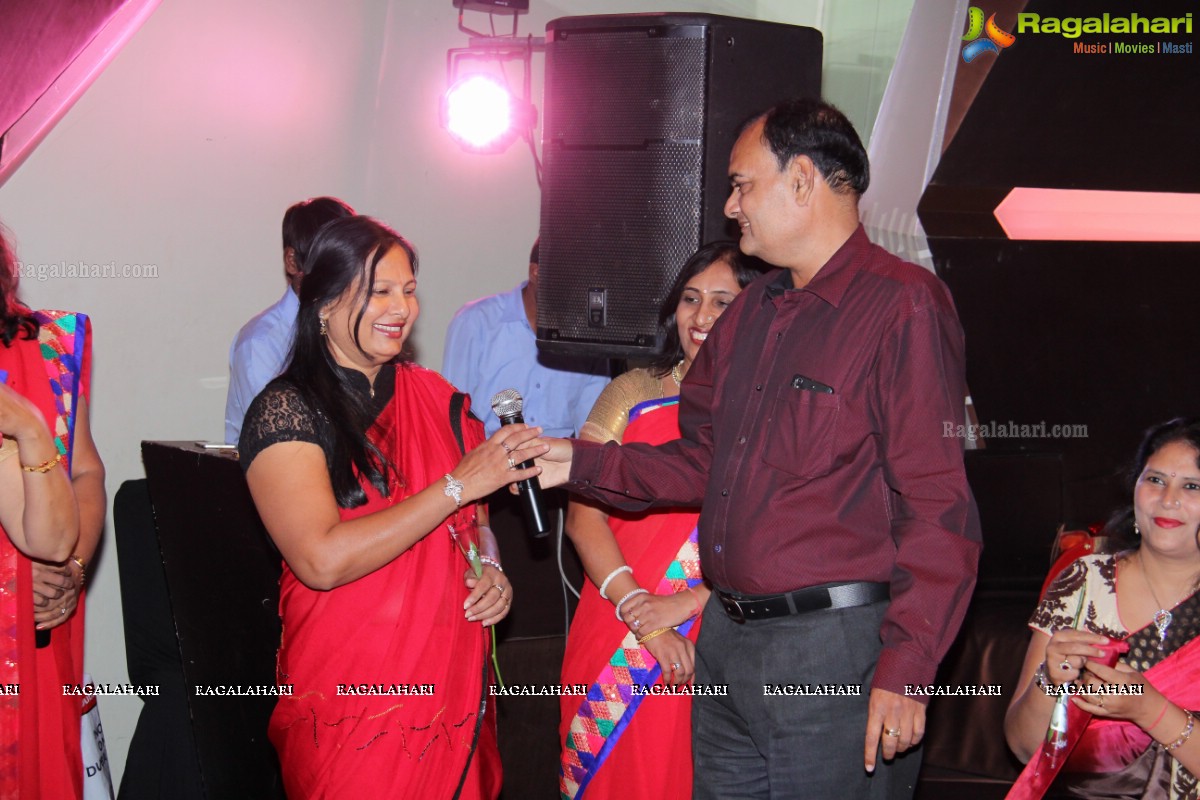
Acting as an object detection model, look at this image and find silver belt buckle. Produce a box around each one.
[719,592,746,623]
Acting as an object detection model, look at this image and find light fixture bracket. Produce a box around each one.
[442,36,545,154]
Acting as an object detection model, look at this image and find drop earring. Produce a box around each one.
[319,316,328,337]
[1134,522,1141,537]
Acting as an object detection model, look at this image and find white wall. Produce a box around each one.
[0,0,910,786]
[0,0,386,784]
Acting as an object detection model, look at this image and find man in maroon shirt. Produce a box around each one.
[534,98,981,798]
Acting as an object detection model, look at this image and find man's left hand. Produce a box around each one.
[864,688,924,772]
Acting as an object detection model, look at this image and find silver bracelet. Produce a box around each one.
[599,565,633,600]
[1033,661,1057,695]
[1168,711,1195,751]
[479,555,503,572]
[614,588,649,621]
[443,474,464,507]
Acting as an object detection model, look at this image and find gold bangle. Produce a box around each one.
[70,554,87,587]
[21,453,63,473]
[636,627,671,646]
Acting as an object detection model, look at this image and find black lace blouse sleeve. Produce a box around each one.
[239,380,323,471]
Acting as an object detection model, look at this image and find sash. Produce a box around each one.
[33,310,87,470]
[628,396,678,426]
[559,395,703,799]
[268,365,499,799]
[1007,588,1200,799]
[0,310,86,798]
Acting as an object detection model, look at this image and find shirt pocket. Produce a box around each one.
[762,388,840,479]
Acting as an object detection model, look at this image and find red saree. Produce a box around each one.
[1008,579,1200,799]
[268,364,500,799]
[559,397,703,800]
[0,310,91,800]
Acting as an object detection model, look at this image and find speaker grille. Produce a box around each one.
[540,143,703,349]
[545,30,706,147]
[538,14,822,357]
[540,25,707,353]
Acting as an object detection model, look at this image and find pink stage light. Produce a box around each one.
[442,75,518,152]
[994,188,1200,242]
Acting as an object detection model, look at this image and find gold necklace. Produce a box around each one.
[670,360,685,388]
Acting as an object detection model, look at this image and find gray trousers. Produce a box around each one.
[692,594,922,799]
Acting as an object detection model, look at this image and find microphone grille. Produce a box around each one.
[490,388,523,417]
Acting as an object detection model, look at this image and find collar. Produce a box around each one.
[499,282,531,325]
[334,362,396,413]
[762,224,870,309]
[281,286,300,314]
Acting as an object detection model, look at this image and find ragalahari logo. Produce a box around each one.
[962,7,1017,62]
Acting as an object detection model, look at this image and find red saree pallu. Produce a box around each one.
[1007,593,1200,800]
[268,364,500,799]
[559,397,703,800]
[0,310,91,800]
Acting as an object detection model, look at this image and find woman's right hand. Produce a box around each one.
[620,591,695,636]
[0,382,49,444]
[452,423,547,504]
[1044,628,1111,686]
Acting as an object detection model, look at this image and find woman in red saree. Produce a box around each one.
[0,223,106,799]
[1005,417,1200,799]
[559,243,760,799]
[242,216,546,799]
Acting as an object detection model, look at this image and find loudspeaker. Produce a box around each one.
[537,13,821,357]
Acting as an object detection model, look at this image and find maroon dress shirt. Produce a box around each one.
[568,225,982,697]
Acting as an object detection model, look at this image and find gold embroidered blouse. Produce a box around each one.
[578,368,668,445]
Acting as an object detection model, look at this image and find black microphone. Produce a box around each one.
[490,389,550,538]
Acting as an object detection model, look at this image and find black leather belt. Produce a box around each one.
[716,581,889,623]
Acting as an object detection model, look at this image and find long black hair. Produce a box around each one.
[1103,417,1200,550]
[647,241,761,377]
[282,215,419,508]
[1,223,39,347]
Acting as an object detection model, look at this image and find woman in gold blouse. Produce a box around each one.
[557,242,760,800]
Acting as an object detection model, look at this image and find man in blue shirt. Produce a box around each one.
[442,240,609,438]
[443,240,609,640]
[225,197,354,443]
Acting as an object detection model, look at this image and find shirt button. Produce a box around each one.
[738,436,746,444]
[714,545,722,553]
[720,489,729,497]
[755,384,763,391]
[776,332,782,340]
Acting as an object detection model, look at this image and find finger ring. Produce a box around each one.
[501,442,512,453]
[670,663,681,672]
[632,619,642,630]
[507,457,517,469]
[1096,696,1105,708]
[60,607,67,616]
[1060,659,1072,671]
[497,585,506,596]
[885,727,901,738]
